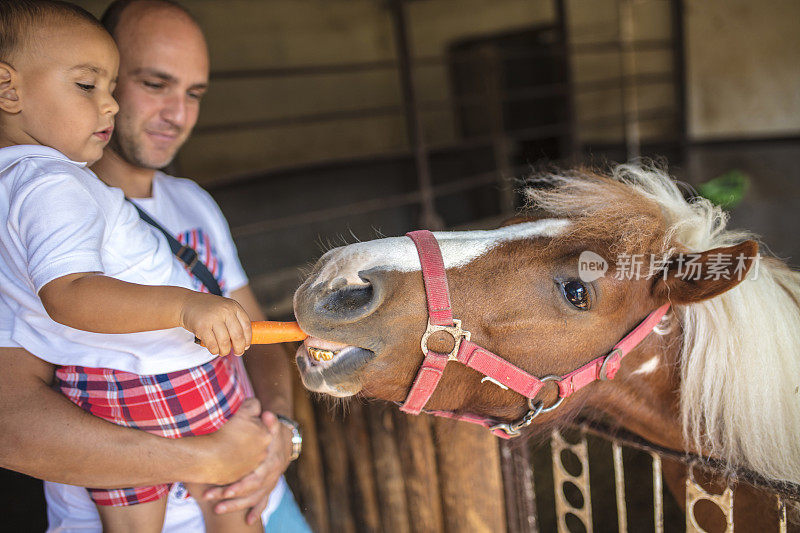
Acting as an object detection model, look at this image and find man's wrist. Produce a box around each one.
[170,434,210,484]
[179,433,238,486]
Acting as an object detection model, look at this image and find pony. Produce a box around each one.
[292,164,800,530]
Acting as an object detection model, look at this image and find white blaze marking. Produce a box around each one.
[631,356,659,376]
[313,219,571,287]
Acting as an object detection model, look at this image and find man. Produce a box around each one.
[0,0,309,530]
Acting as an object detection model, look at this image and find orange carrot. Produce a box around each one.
[250,321,308,344]
[194,321,307,347]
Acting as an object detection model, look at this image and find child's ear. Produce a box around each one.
[0,62,22,113]
[652,240,759,304]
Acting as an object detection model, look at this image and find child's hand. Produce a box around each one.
[180,292,252,356]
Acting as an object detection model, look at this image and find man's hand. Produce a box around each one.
[202,411,291,525]
[190,398,272,486]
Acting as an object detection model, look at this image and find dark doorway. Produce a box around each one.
[448,25,571,168]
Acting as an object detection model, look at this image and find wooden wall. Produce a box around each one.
[287,369,509,532]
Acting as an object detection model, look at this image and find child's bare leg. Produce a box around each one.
[95,497,167,533]
[186,482,263,533]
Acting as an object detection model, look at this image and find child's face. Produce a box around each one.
[15,23,119,164]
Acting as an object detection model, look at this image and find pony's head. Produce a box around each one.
[294,165,800,483]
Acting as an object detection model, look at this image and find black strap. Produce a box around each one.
[127,200,223,296]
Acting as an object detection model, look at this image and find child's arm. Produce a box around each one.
[39,272,251,356]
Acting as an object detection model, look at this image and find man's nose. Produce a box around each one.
[161,93,187,127]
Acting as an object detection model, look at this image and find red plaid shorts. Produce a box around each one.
[55,356,244,506]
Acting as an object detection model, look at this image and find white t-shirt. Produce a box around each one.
[130,171,249,296]
[37,169,285,531]
[0,145,215,375]
[0,296,17,348]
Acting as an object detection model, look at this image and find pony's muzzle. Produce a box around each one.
[294,268,387,330]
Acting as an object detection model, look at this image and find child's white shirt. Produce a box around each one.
[0,145,216,374]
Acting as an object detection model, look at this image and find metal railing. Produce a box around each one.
[541,421,800,532]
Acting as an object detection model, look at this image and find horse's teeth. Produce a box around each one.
[308,347,336,361]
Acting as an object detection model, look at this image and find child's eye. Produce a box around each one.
[76,83,95,91]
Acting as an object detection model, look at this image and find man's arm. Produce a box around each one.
[0,347,271,488]
[202,285,295,523]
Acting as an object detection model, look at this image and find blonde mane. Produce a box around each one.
[525,164,800,485]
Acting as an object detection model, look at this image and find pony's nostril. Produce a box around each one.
[357,270,373,284]
[329,277,349,291]
[321,284,374,314]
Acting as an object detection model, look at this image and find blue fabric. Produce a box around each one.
[264,488,312,533]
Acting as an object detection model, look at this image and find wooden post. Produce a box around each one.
[555,0,579,161]
[366,403,412,533]
[480,44,517,216]
[618,0,641,161]
[314,401,357,533]
[343,401,382,532]
[501,440,539,533]
[433,418,507,532]
[289,369,330,533]
[388,0,444,231]
[392,412,445,533]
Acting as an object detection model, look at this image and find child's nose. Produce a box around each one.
[103,95,120,115]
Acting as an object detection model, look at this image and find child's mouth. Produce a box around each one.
[93,127,114,142]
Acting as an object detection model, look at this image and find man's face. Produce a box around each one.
[109,7,209,169]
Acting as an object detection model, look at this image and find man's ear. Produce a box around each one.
[652,240,759,305]
[0,62,22,113]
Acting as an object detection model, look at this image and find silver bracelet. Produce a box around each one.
[276,414,302,461]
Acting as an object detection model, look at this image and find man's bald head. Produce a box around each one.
[101,0,198,39]
[99,0,209,171]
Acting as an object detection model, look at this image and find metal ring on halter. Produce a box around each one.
[490,398,545,437]
[492,375,565,436]
[420,318,471,361]
[599,348,623,381]
[537,375,565,413]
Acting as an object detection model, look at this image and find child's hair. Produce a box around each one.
[0,0,105,64]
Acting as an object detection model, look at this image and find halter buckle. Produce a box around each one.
[421,318,471,361]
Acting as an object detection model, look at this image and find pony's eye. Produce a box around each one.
[560,280,590,310]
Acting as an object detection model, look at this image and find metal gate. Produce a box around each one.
[544,422,798,532]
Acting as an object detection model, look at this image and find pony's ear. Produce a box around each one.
[652,240,759,304]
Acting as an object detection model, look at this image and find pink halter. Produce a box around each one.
[399,229,670,438]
